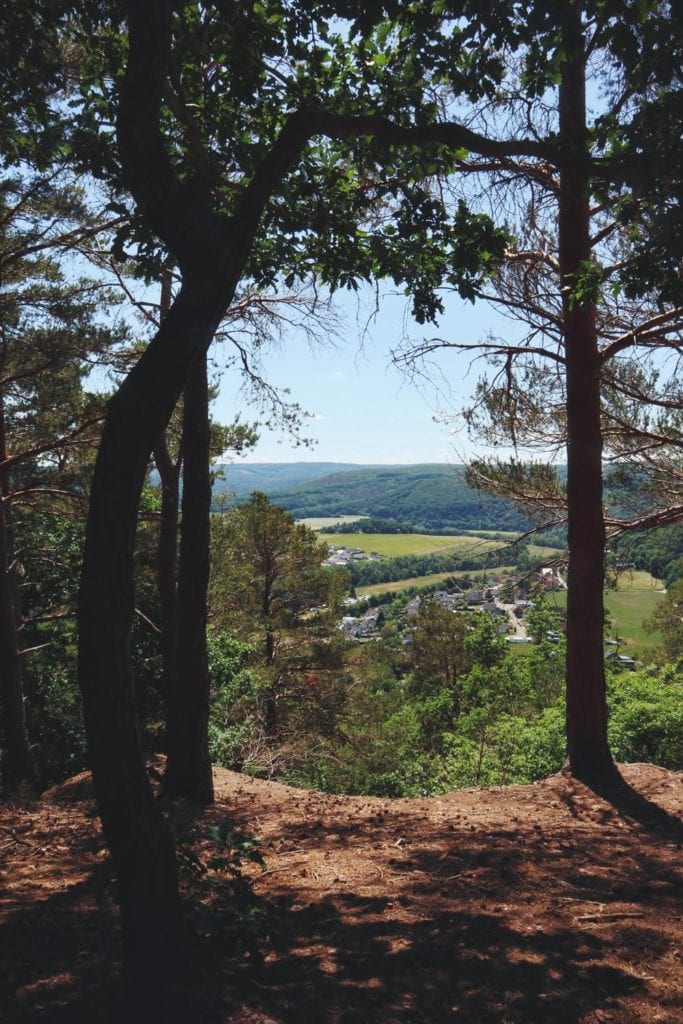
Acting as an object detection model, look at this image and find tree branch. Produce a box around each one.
[402,336,567,367]
[606,505,683,534]
[118,0,225,268]
[600,307,683,362]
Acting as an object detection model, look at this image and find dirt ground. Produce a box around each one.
[1,763,681,1023]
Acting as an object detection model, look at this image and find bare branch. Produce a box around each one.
[600,308,683,362]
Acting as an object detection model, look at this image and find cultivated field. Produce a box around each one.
[322,532,506,557]
[457,529,521,539]
[527,543,565,558]
[356,566,521,598]
[298,515,367,529]
[546,571,664,652]
[357,571,462,597]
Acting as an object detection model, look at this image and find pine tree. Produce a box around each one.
[0,174,124,796]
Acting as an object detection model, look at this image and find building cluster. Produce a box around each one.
[323,545,381,566]
[339,607,384,640]
[336,562,636,666]
[537,567,562,591]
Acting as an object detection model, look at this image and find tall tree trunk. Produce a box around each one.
[152,432,180,704]
[77,276,235,984]
[0,396,40,798]
[164,352,214,803]
[263,582,278,735]
[78,0,311,985]
[152,267,180,707]
[558,7,615,780]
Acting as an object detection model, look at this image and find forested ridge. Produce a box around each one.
[232,464,533,531]
[214,463,683,585]
[211,461,367,497]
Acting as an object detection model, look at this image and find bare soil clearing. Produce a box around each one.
[1,764,681,1023]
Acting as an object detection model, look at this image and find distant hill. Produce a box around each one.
[213,463,532,532]
[213,462,366,498]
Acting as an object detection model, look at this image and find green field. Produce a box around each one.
[357,566,521,598]
[459,530,521,539]
[456,532,566,559]
[528,544,565,558]
[322,532,505,558]
[357,571,461,597]
[298,515,367,529]
[545,571,664,652]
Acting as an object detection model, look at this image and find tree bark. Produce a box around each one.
[152,266,180,707]
[558,7,615,780]
[0,395,40,798]
[152,431,180,706]
[164,352,214,803]
[77,275,236,984]
[0,505,40,798]
[76,0,309,981]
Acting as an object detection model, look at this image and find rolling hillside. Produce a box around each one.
[212,461,365,497]
[222,463,533,532]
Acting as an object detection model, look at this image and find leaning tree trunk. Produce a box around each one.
[0,397,40,798]
[76,5,249,983]
[164,352,214,804]
[558,8,615,781]
[78,276,236,986]
[77,0,320,987]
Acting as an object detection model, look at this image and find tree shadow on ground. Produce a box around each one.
[0,868,243,1023]
[0,875,124,1023]
[2,768,681,1024]
[244,897,645,1024]
[574,770,683,843]
[225,807,681,1024]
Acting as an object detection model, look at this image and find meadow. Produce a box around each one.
[356,571,463,596]
[458,529,521,538]
[527,543,565,558]
[322,532,506,558]
[546,571,665,652]
[298,515,367,529]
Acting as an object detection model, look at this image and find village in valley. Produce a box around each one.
[337,564,570,645]
[318,529,646,671]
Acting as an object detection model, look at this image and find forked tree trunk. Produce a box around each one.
[77,0,309,987]
[78,276,235,985]
[164,352,214,803]
[558,8,615,780]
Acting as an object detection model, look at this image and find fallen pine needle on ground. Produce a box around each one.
[1,762,681,1023]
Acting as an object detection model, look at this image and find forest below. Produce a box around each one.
[8,493,680,800]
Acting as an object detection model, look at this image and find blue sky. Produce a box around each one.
[211,286,515,465]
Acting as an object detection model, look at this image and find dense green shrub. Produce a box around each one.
[607,668,683,769]
[207,630,261,771]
